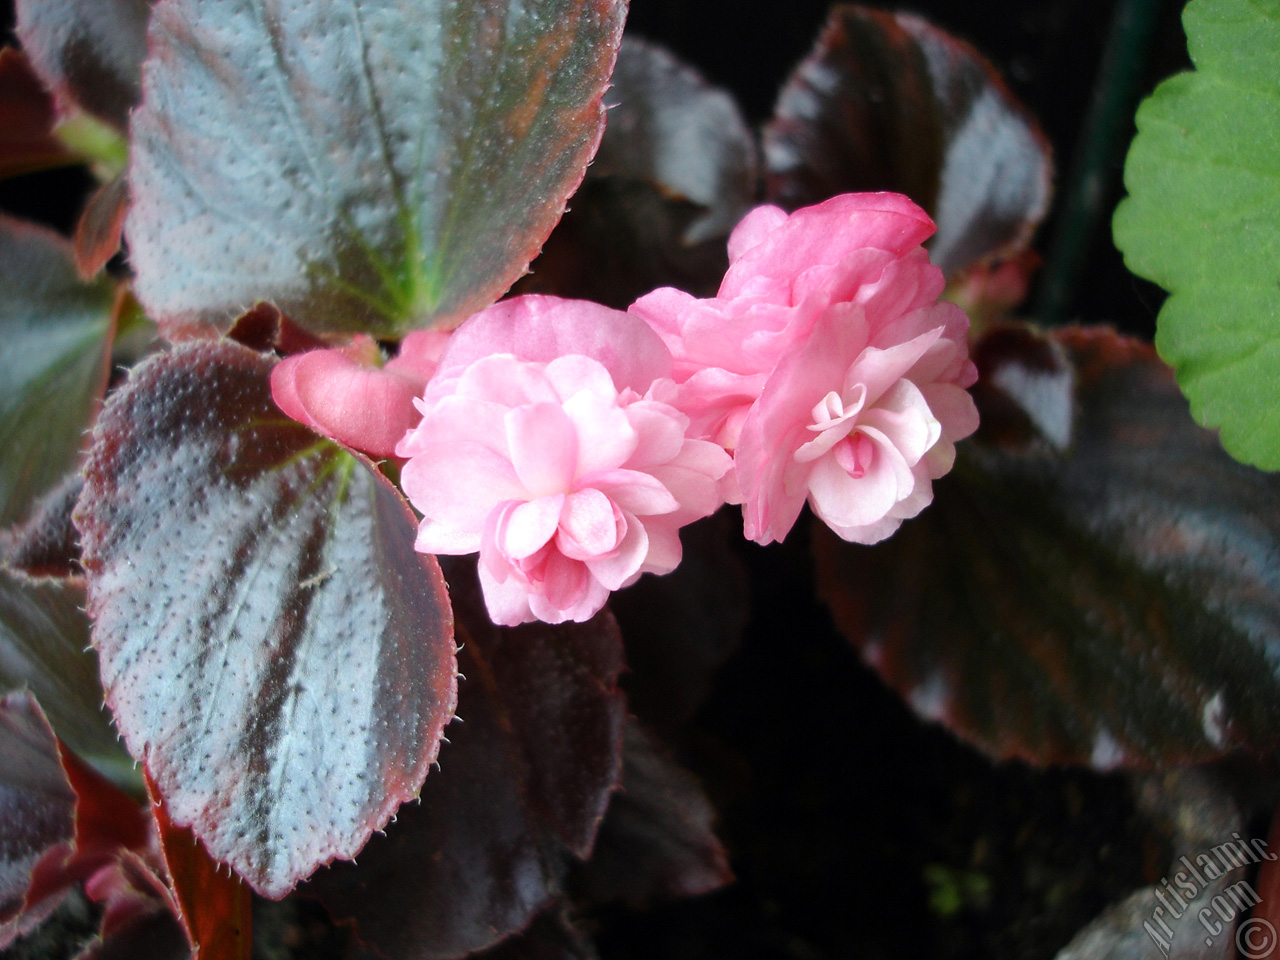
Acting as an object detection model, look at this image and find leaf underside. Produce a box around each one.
[75,341,456,897]
[1114,0,1280,470]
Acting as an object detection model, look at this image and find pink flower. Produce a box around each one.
[630,193,979,545]
[396,296,732,626]
[270,330,450,457]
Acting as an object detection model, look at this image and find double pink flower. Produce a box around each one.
[270,192,979,624]
[630,193,978,545]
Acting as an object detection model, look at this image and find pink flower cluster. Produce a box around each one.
[631,193,978,544]
[270,192,978,625]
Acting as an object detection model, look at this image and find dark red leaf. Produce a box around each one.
[3,473,83,578]
[74,341,457,897]
[0,691,77,946]
[310,557,625,960]
[126,0,626,340]
[0,572,122,769]
[13,0,152,129]
[0,216,116,528]
[148,773,251,960]
[574,720,731,906]
[468,906,599,960]
[223,303,326,357]
[610,512,749,735]
[816,323,1280,768]
[75,906,190,960]
[762,5,1052,275]
[518,37,757,307]
[0,48,78,178]
[73,174,128,279]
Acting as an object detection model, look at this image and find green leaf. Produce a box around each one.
[1114,0,1280,469]
[0,217,116,528]
[126,0,626,340]
[815,324,1280,768]
[75,341,457,897]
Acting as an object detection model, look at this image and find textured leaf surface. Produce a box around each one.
[149,774,251,960]
[14,0,152,129]
[518,38,754,307]
[762,4,1052,275]
[0,691,76,932]
[127,0,626,339]
[75,341,456,897]
[311,558,625,960]
[816,324,1280,768]
[575,720,731,905]
[3,473,83,579]
[0,216,115,528]
[0,572,122,769]
[1113,0,1280,469]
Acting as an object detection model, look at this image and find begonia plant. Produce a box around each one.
[5,0,1280,958]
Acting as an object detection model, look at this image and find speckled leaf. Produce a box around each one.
[3,474,82,579]
[0,216,115,528]
[762,5,1052,275]
[74,341,457,897]
[126,0,626,340]
[1113,0,1280,470]
[0,572,122,771]
[310,557,625,960]
[575,720,731,905]
[815,324,1280,768]
[14,0,152,129]
[518,38,755,307]
[0,691,76,938]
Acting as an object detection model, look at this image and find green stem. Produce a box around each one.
[1034,0,1171,325]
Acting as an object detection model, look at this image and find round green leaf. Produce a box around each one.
[126,0,626,340]
[1114,0,1280,469]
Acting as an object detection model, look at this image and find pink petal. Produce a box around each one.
[506,403,578,497]
[721,193,936,300]
[399,441,524,530]
[585,515,649,590]
[385,328,452,384]
[857,380,940,467]
[556,488,623,559]
[583,469,680,516]
[478,562,536,626]
[497,495,565,560]
[413,517,482,555]
[726,204,789,262]
[806,437,905,530]
[270,346,425,456]
[560,384,639,475]
[436,295,673,395]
